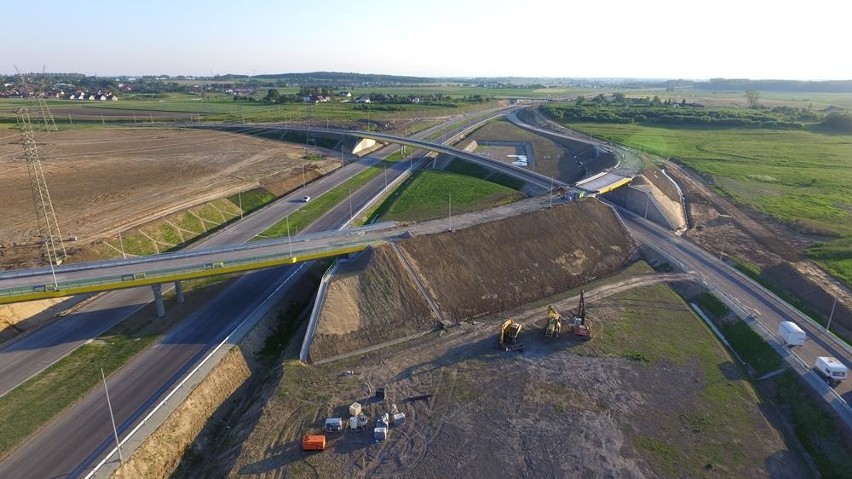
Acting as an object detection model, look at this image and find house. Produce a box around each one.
[338,91,352,98]
[355,96,371,104]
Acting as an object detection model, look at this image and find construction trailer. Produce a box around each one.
[302,434,327,451]
[815,356,848,387]
[571,290,591,340]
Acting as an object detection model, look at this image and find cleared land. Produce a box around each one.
[124,197,810,478]
[0,128,335,269]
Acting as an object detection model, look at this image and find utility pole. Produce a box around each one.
[102,368,123,463]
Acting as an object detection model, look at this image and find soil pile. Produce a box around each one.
[311,200,636,361]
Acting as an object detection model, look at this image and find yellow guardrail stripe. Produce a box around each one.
[0,244,369,305]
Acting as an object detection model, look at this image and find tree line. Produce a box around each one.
[542,95,819,129]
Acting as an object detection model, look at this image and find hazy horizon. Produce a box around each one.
[6,0,850,81]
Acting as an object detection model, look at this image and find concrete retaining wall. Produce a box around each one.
[605,185,678,230]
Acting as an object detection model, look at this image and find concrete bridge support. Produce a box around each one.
[152,284,165,318]
[175,280,185,304]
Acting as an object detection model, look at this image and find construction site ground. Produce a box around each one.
[172,200,810,478]
[188,264,809,478]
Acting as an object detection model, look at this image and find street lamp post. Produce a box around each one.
[102,368,123,463]
[826,297,837,333]
[286,216,292,257]
[118,232,127,260]
[448,193,453,231]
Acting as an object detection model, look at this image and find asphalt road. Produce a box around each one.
[620,207,852,403]
[0,108,522,477]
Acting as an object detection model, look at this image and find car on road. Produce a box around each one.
[302,195,311,203]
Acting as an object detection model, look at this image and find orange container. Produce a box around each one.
[302,434,326,451]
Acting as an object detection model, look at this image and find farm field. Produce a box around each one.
[0,127,329,269]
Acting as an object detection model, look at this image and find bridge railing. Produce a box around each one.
[0,238,381,302]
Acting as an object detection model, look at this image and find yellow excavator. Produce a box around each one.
[545,305,562,338]
[499,319,522,348]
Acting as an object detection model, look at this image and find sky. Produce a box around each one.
[4,0,850,80]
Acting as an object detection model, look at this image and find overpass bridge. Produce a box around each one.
[0,123,635,313]
[0,222,403,309]
[199,124,569,194]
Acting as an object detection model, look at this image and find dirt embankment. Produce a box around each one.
[311,200,637,361]
[666,160,852,339]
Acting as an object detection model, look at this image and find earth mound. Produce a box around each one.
[311,199,637,361]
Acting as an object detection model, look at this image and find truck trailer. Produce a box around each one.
[815,356,848,387]
[778,321,806,346]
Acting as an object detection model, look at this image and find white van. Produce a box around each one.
[778,321,806,346]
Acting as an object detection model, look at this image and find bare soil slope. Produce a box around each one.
[311,200,636,361]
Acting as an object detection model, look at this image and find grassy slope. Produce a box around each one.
[577,284,783,476]
[373,168,524,223]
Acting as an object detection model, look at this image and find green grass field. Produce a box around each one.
[560,122,852,285]
[370,167,524,223]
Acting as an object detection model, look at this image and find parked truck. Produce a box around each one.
[778,321,806,346]
[815,356,848,387]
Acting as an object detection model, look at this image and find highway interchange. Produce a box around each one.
[0,105,850,477]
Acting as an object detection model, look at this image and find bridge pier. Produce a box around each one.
[152,284,166,318]
[175,280,184,304]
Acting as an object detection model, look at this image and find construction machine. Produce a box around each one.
[499,319,522,348]
[571,290,591,340]
[545,305,562,338]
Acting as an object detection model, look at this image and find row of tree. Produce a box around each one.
[542,103,816,129]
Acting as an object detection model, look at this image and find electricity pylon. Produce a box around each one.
[17,109,66,265]
[14,64,57,131]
